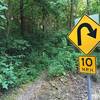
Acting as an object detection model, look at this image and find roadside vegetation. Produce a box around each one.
[0,0,100,95]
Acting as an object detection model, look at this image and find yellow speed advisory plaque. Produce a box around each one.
[79,56,96,74]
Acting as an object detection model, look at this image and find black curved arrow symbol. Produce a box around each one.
[77,23,97,46]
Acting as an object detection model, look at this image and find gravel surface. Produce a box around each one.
[16,73,100,100]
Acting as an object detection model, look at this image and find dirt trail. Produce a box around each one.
[15,73,100,100]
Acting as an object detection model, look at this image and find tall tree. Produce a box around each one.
[87,0,90,14]
[20,0,24,36]
[6,0,11,39]
[69,0,74,29]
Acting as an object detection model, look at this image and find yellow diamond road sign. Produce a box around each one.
[68,15,100,54]
[79,56,96,74]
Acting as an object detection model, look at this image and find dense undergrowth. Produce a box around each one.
[0,30,79,91]
[0,30,99,92]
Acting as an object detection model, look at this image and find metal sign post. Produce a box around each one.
[79,56,96,100]
[87,75,92,100]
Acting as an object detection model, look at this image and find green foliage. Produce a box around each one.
[0,56,17,90]
[0,39,32,90]
[8,39,31,49]
[14,65,39,85]
[48,60,65,77]
[56,50,79,72]
[93,52,100,68]
[26,30,79,78]
[0,1,7,31]
[6,39,32,56]
[91,0,100,14]
[47,49,79,77]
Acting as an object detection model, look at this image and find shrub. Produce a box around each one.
[48,60,65,77]
[0,30,81,90]
[0,56,17,90]
[6,39,32,56]
[0,39,32,90]
[56,48,80,72]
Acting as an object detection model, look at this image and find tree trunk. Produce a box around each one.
[6,0,11,47]
[69,0,74,30]
[87,0,90,15]
[20,0,24,36]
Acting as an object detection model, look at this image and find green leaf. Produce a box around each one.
[0,15,6,19]
[2,81,8,89]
